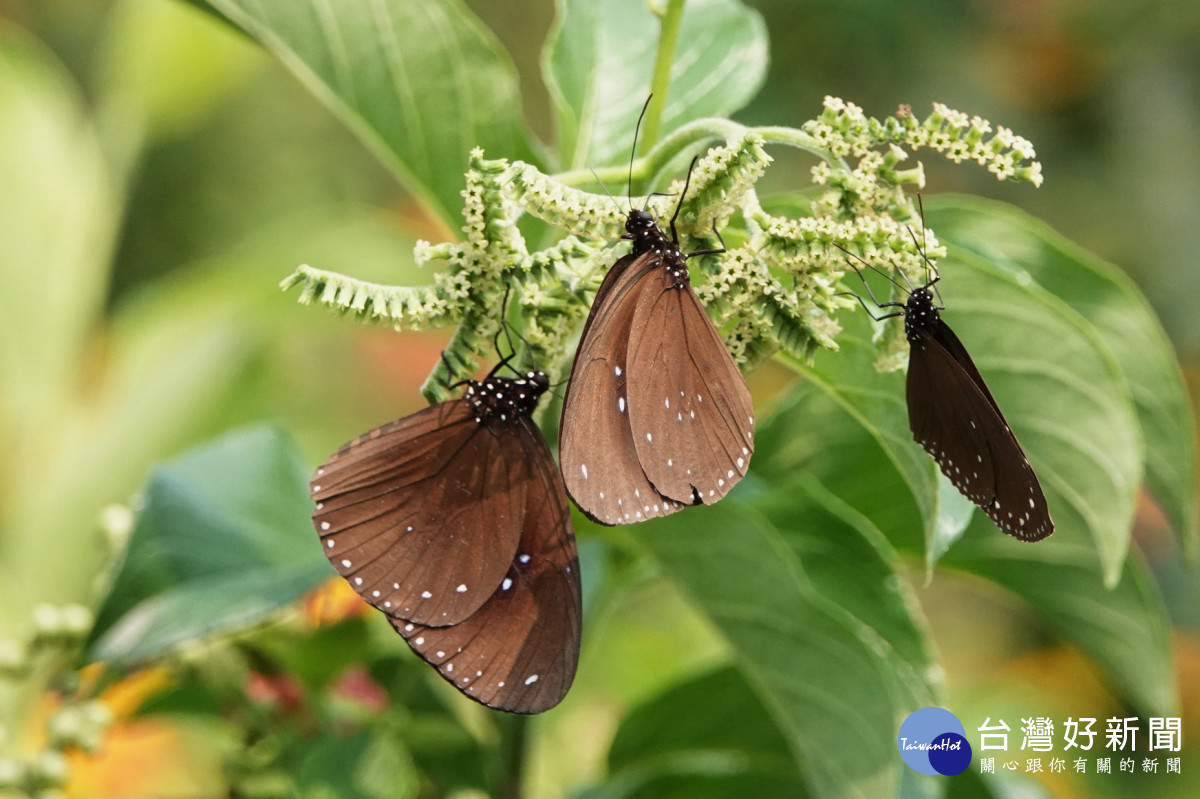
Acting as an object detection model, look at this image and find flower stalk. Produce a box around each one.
[282,98,1043,396]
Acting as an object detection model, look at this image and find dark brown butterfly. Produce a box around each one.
[311,356,582,713]
[839,225,1053,542]
[559,159,755,525]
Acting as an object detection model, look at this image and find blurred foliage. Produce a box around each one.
[0,1,1197,798]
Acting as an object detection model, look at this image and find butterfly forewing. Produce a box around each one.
[907,330,999,507]
[626,268,755,504]
[560,251,678,524]
[313,398,529,627]
[905,300,1052,541]
[390,441,581,714]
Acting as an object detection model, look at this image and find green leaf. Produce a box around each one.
[754,476,943,705]
[0,28,117,434]
[927,195,1197,558]
[585,771,810,799]
[290,728,419,799]
[637,480,940,799]
[543,0,767,169]
[945,523,1176,717]
[590,666,809,799]
[608,666,797,772]
[899,767,1053,799]
[89,425,328,662]
[937,252,1143,585]
[199,0,541,229]
[772,240,1144,584]
[768,324,938,558]
[0,26,117,639]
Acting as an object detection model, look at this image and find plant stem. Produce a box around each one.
[553,120,841,191]
[642,0,688,153]
[554,117,748,189]
[494,712,528,799]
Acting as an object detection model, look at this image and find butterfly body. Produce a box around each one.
[312,368,581,713]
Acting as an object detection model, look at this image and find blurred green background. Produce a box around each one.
[0,0,1198,797]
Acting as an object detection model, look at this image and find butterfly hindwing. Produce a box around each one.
[391,422,581,713]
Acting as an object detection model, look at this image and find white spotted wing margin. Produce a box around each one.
[311,399,529,626]
[389,441,581,715]
[560,249,755,525]
[906,318,1053,542]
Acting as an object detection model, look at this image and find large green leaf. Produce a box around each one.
[590,666,808,799]
[937,253,1143,584]
[944,521,1175,717]
[0,28,116,435]
[291,729,419,799]
[199,0,541,228]
[768,324,938,558]
[765,315,993,568]
[755,477,942,705]
[783,245,1142,583]
[637,480,940,799]
[89,425,328,662]
[543,0,767,169]
[0,26,118,638]
[927,196,1197,558]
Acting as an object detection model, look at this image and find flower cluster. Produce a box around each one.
[807,97,1043,189]
[283,99,1041,392]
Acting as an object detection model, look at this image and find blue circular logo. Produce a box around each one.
[898,707,972,776]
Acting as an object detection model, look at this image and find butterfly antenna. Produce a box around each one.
[627,95,653,212]
[834,254,906,315]
[906,194,945,306]
[486,286,520,379]
[833,243,909,294]
[591,168,624,216]
[668,156,700,244]
[440,350,471,391]
[918,194,946,307]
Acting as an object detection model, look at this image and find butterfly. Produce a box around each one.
[311,349,582,713]
[839,219,1053,541]
[559,153,755,525]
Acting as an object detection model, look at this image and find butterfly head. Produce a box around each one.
[623,208,656,238]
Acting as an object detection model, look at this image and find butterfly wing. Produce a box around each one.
[312,401,528,625]
[560,251,678,524]
[907,321,1053,541]
[391,419,581,714]
[625,273,755,504]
